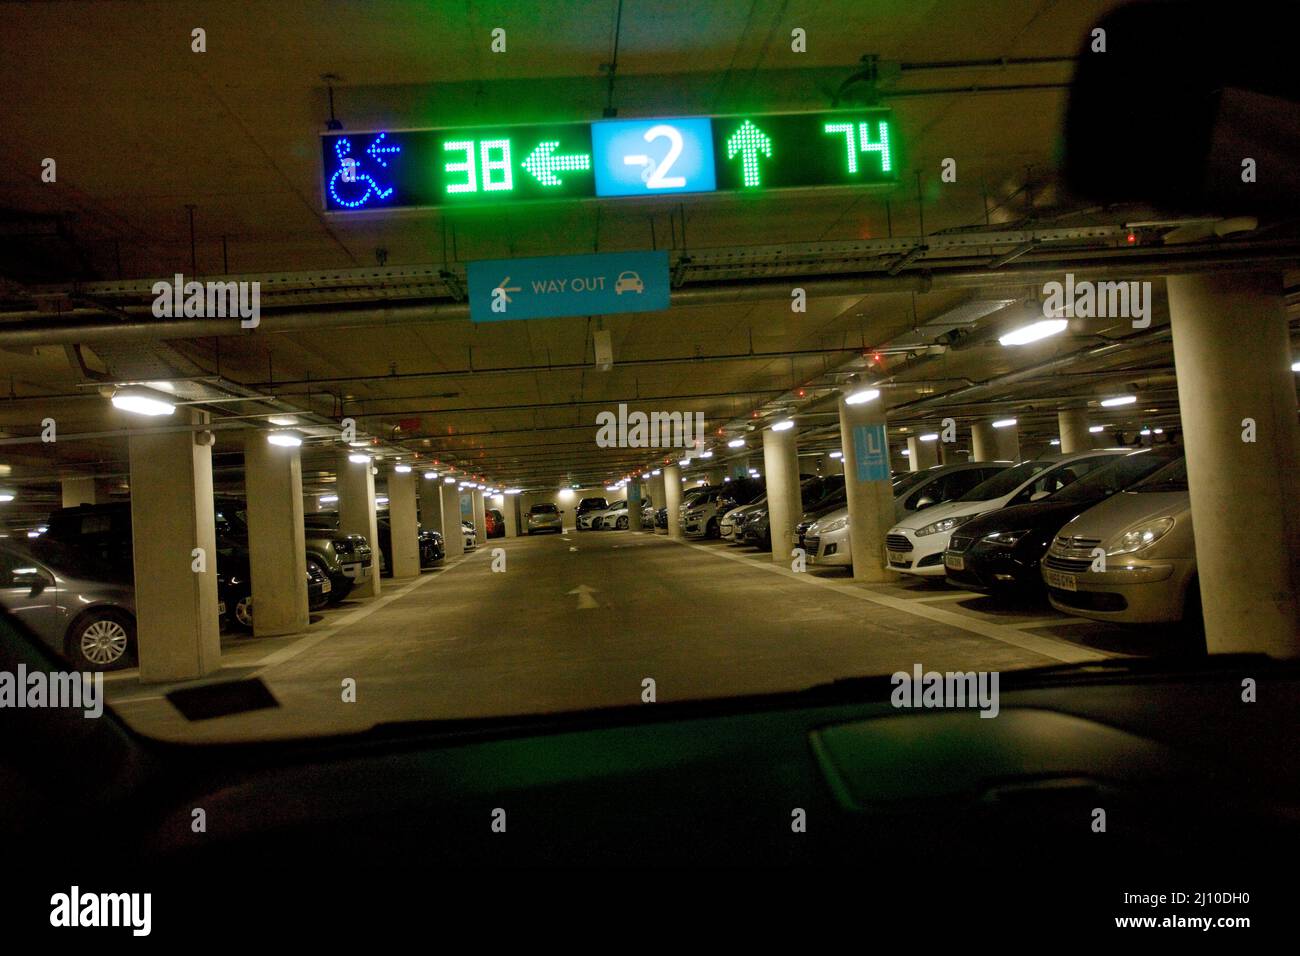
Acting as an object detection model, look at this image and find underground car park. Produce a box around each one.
[1,0,1298,934]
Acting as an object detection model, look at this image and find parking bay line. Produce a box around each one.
[675,541,1100,664]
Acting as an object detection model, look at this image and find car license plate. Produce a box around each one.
[217,601,226,616]
[321,579,331,593]
[1045,569,1077,591]
[887,550,908,564]
[945,554,964,571]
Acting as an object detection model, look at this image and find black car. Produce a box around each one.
[944,448,1184,596]
[654,506,668,529]
[308,512,442,579]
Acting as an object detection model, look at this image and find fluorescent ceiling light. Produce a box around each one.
[1140,428,1152,436]
[348,453,369,464]
[998,318,1068,346]
[919,433,938,442]
[1050,439,1061,446]
[901,449,910,455]
[1089,425,1104,433]
[992,418,1017,429]
[0,493,14,503]
[111,385,175,417]
[477,483,486,490]
[701,450,714,458]
[348,440,369,447]
[651,469,661,476]
[679,457,691,466]
[829,451,843,459]
[319,495,338,503]
[267,414,299,426]
[394,464,412,473]
[267,431,303,447]
[845,388,880,405]
[727,438,745,448]
[1292,360,1300,372]
[1101,395,1137,407]
[772,419,795,431]
[1153,428,1164,434]
[376,497,388,505]
[443,477,456,484]
[424,471,437,479]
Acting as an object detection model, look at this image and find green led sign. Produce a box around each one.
[321,110,897,211]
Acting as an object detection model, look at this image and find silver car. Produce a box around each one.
[526,503,563,534]
[0,541,137,670]
[1042,458,1197,626]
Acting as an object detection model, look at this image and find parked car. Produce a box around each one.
[224,560,333,631]
[738,506,772,550]
[654,506,669,530]
[804,463,1014,568]
[944,448,1183,596]
[218,498,371,604]
[308,512,441,579]
[0,539,137,670]
[687,478,764,538]
[486,509,505,538]
[526,503,563,534]
[1041,457,1199,628]
[462,520,478,548]
[575,497,609,530]
[885,451,1128,577]
[589,500,624,530]
[720,498,765,541]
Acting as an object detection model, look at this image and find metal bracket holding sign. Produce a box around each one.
[320,109,898,212]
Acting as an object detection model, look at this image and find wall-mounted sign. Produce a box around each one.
[321,110,897,211]
[466,250,670,322]
[852,423,891,482]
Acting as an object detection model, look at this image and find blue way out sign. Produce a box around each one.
[467,250,670,322]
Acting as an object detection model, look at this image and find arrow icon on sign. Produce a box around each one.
[522,141,592,186]
[494,276,522,303]
[726,120,772,188]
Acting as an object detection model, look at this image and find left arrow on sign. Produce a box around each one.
[522,141,592,186]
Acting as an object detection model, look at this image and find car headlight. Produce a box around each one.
[981,529,1029,548]
[915,514,975,537]
[821,517,848,534]
[1106,517,1175,556]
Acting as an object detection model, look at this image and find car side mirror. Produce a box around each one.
[14,568,49,596]
[1029,490,1051,502]
[914,496,935,509]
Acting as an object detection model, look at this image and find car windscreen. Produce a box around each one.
[957,459,1053,501]
[890,470,932,495]
[1052,451,1183,501]
[1130,457,1189,492]
[530,504,559,513]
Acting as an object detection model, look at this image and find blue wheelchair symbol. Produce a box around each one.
[328,133,401,209]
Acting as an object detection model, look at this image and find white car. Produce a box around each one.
[462,520,477,549]
[807,463,1011,567]
[884,451,1127,577]
[720,499,764,541]
[588,500,623,530]
[601,502,631,529]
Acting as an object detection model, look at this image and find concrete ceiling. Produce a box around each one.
[2,0,1294,522]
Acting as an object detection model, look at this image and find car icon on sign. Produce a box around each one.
[614,271,644,295]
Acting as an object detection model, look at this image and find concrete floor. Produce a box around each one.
[106,528,1187,742]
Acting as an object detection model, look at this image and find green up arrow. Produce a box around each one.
[522,141,591,187]
[726,120,773,188]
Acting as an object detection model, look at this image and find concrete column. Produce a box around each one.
[440,482,465,558]
[502,493,519,537]
[61,476,102,507]
[970,421,998,462]
[472,489,486,544]
[995,422,1021,461]
[388,469,420,578]
[1166,271,1299,655]
[827,454,845,475]
[761,425,801,563]
[244,435,309,637]
[664,465,683,539]
[907,436,939,470]
[1058,409,1093,455]
[706,466,724,485]
[627,480,644,531]
[420,475,444,535]
[838,395,895,582]
[337,452,381,599]
[128,410,221,681]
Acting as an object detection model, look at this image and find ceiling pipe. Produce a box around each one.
[2,248,1295,347]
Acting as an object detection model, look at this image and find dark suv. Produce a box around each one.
[215,498,371,604]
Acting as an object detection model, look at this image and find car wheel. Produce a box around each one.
[66,609,135,671]
[617,516,628,530]
[232,592,255,631]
